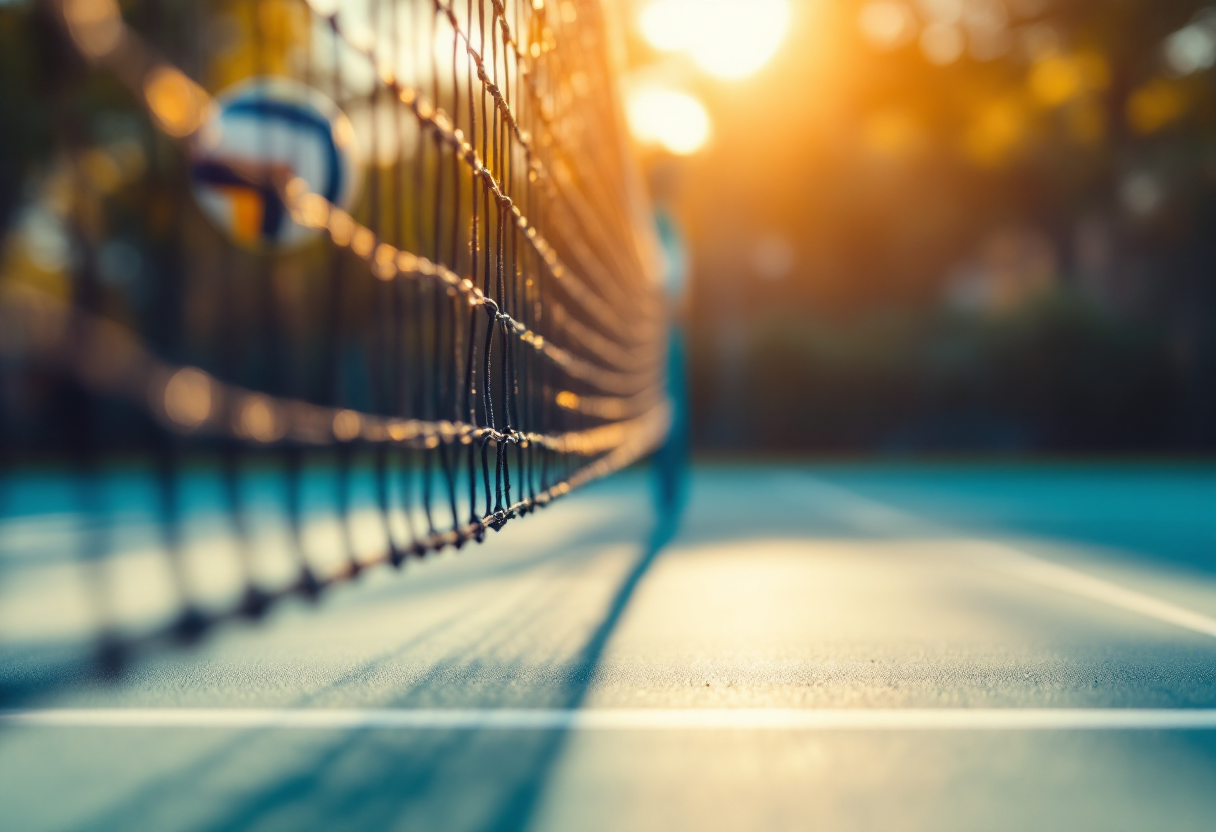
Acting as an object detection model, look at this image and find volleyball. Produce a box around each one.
[190,77,361,250]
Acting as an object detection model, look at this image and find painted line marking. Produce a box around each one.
[799,476,1216,640]
[3,708,1216,731]
[966,540,1216,639]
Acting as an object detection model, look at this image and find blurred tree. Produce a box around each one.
[642,0,1216,452]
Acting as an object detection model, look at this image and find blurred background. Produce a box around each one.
[620,0,1216,456]
[2,0,1215,461]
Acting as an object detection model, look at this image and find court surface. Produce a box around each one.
[3,463,1216,831]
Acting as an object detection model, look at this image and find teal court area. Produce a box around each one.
[2,464,1216,831]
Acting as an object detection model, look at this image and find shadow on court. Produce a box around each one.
[61,507,679,832]
[8,464,1216,831]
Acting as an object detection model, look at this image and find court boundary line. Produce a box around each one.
[966,540,1216,639]
[3,707,1216,731]
[798,476,1216,641]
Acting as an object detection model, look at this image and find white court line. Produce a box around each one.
[799,476,1216,641]
[967,540,1216,639]
[3,708,1216,731]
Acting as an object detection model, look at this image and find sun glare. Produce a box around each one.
[626,86,712,155]
[638,0,790,81]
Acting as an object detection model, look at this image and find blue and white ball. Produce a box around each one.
[190,77,361,250]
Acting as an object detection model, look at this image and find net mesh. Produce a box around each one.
[0,0,666,669]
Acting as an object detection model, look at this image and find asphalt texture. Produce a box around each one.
[2,463,1216,831]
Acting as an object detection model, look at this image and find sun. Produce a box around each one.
[638,0,790,81]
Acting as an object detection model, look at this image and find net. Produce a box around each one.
[0,0,667,671]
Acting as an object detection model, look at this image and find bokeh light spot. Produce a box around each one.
[1121,171,1162,216]
[143,67,210,138]
[917,0,964,26]
[858,1,916,51]
[1164,23,1216,76]
[920,22,964,65]
[236,395,282,443]
[163,368,213,430]
[1126,78,1187,134]
[627,87,711,156]
[962,97,1025,166]
[63,0,124,59]
[1029,55,1081,106]
[752,235,795,280]
[333,409,363,441]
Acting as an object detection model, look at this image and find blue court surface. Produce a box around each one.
[2,463,1216,831]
